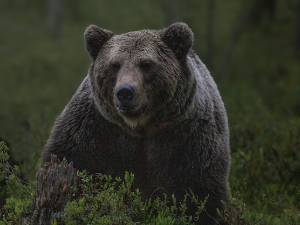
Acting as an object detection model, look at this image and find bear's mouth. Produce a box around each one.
[116,105,141,118]
[116,104,153,128]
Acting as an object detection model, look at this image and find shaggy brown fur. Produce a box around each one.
[42,23,230,224]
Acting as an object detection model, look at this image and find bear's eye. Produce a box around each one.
[112,63,121,73]
[139,62,152,73]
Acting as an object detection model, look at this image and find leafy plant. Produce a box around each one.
[0,141,34,225]
[63,171,207,224]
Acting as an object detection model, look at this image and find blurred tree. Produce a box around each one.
[297,0,300,59]
[162,0,179,26]
[250,0,277,24]
[205,0,215,69]
[47,0,63,40]
[216,1,255,76]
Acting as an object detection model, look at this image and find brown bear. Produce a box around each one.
[42,22,230,224]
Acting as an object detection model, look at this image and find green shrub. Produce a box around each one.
[0,142,207,224]
[62,171,206,224]
[0,141,34,224]
[1,141,299,224]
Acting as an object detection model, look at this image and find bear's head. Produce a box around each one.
[84,23,194,134]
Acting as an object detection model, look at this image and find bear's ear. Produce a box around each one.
[161,22,194,59]
[84,25,114,60]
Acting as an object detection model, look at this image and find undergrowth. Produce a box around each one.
[0,141,299,224]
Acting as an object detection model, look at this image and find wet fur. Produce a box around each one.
[42,23,230,225]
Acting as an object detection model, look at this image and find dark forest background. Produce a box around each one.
[0,0,299,220]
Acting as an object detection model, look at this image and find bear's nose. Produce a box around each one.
[116,84,135,103]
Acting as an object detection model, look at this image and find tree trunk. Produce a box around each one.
[297,0,300,60]
[216,1,256,77]
[206,0,215,70]
[47,0,63,40]
[31,155,78,225]
[163,0,179,26]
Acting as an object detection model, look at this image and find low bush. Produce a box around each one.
[0,141,299,224]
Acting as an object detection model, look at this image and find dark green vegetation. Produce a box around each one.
[0,0,299,224]
[0,142,299,224]
[0,143,205,224]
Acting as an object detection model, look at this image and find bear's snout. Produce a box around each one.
[114,82,148,121]
[116,84,135,104]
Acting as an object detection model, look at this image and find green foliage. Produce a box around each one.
[219,196,300,225]
[1,198,32,224]
[221,54,300,214]
[0,144,207,224]
[0,142,34,225]
[0,143,299,224]
[0,142,9,182]
[63,171,205,224]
